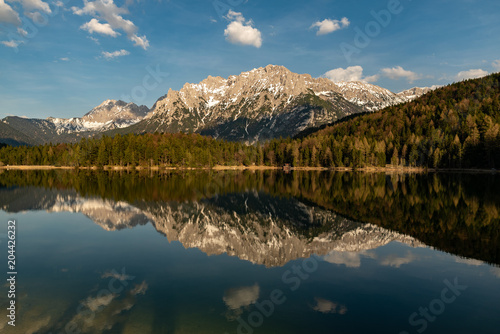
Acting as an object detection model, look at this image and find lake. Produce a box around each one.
[0,170,499,334]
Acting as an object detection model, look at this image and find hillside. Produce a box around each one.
[0,119,33,146]
[296,73,500,168]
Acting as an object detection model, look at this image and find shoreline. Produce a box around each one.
[0,165,497,173]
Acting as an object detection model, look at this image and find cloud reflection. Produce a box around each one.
[223,283,260,310]
[378,252,417,268]
[312,297,347,315]
[455,257,484,266]
[323,249,418,268]
[490,267,500,278]
[323,251,363,268]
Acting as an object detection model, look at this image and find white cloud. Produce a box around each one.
[102,49,130,59]
[60,57,69,61]
[224,10,262,48]
[0,0,21,25]
[381,66,421,83]
[223,283,259,310]
[17,27,27,35]
[1,39,23,48]
[72,0,149,50]
[364,74,380,82]
[311,17,350,35]
[323,66,379,83]
[81,18,120,37]
[493,60,500,72]
[10,0,51,14]
[130,34,149,49]
[88,36,100,44]
[455,69,489,81]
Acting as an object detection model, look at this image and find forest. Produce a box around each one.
[1,73,499,169]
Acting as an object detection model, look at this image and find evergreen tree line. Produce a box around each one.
[1,73,499,169]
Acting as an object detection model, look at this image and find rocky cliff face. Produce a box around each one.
[81,99,149,126]
[147,65,339,119]
[129,65,363,143]
[126,65,435,143]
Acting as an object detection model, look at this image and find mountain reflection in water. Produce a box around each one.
[1,169,499,334]
[0,169,498,265]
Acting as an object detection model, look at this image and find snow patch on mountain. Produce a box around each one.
[46,100,149,134]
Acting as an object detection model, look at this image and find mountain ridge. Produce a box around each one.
[107,65,434,143]
[0,65,435,146]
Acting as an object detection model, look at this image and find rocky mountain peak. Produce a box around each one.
[147,65,436,125]
[147,65,341,120]
[82,99,149,124]
[331,81,406,111]
[397,86,439,101]
[139,64,365,143]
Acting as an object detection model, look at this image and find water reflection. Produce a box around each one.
[224,284,260,310]
[312,297,347,315]
[0,170,499,333]
[0,169,498,265]
[0,177,424,267]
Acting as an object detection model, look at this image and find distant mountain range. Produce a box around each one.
[0,100,149,146]
[0,65,436,146]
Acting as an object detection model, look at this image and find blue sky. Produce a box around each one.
[1,0,499,119]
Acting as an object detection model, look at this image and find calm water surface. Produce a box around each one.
[0,170,498,334]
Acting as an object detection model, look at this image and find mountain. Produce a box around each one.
[330,82,439,111]
[298,72,500,169]
[110,65,364,143]
[1,116,87,146]
[0,119,34,146]
[396,86,439,101]
[77,99,148,129]
[112,65,435,143]
[332,81,407,111]
[0,100,148,146]
[0,66,435,146]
